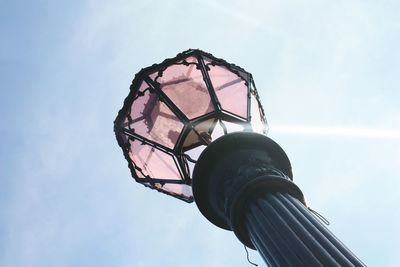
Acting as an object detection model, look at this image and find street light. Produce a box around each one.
[114,49,365,266]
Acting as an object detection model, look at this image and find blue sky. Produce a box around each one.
[1,0,400,266]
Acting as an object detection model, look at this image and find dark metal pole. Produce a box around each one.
[192,132,365,267]
[246,191,364,266]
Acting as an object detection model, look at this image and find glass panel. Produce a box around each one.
[205,59,248,119]
[155,183,193,200]
[184,145,206,177]
[250,93,266,134]
[210,121,225,141]
[182,119,216,149]
[207,119,250,144]
[127,81,184,149]
[152,56,214,119]
[128,139,182,180]
[223,120,246,133]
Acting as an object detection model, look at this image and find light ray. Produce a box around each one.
[272,125,400,139]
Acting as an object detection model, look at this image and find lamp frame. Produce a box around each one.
[114,49,266,202]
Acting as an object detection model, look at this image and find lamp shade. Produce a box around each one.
[114,49,267,202]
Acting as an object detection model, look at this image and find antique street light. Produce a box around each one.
[114,49,365,266]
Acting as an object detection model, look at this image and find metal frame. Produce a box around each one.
[114,49,267,202]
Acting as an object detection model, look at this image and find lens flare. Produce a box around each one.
[272,125,400,139]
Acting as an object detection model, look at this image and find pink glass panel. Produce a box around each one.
[128,140,181,180]
[127,81,184,149]
[206,60,248,119]
[151,56,214,119]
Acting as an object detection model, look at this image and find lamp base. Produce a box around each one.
[192,132,365,266]
[192,132,298,245]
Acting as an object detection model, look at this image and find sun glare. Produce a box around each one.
[272,125,400,139]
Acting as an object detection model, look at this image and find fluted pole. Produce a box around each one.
[245,191,364,266]
[192,132,365,267]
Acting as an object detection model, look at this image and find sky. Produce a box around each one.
[1,0,400,266]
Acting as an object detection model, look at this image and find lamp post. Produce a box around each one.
[114,49,365,266]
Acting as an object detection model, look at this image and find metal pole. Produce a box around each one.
[245,189,365,266]
[192,132,365,267]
